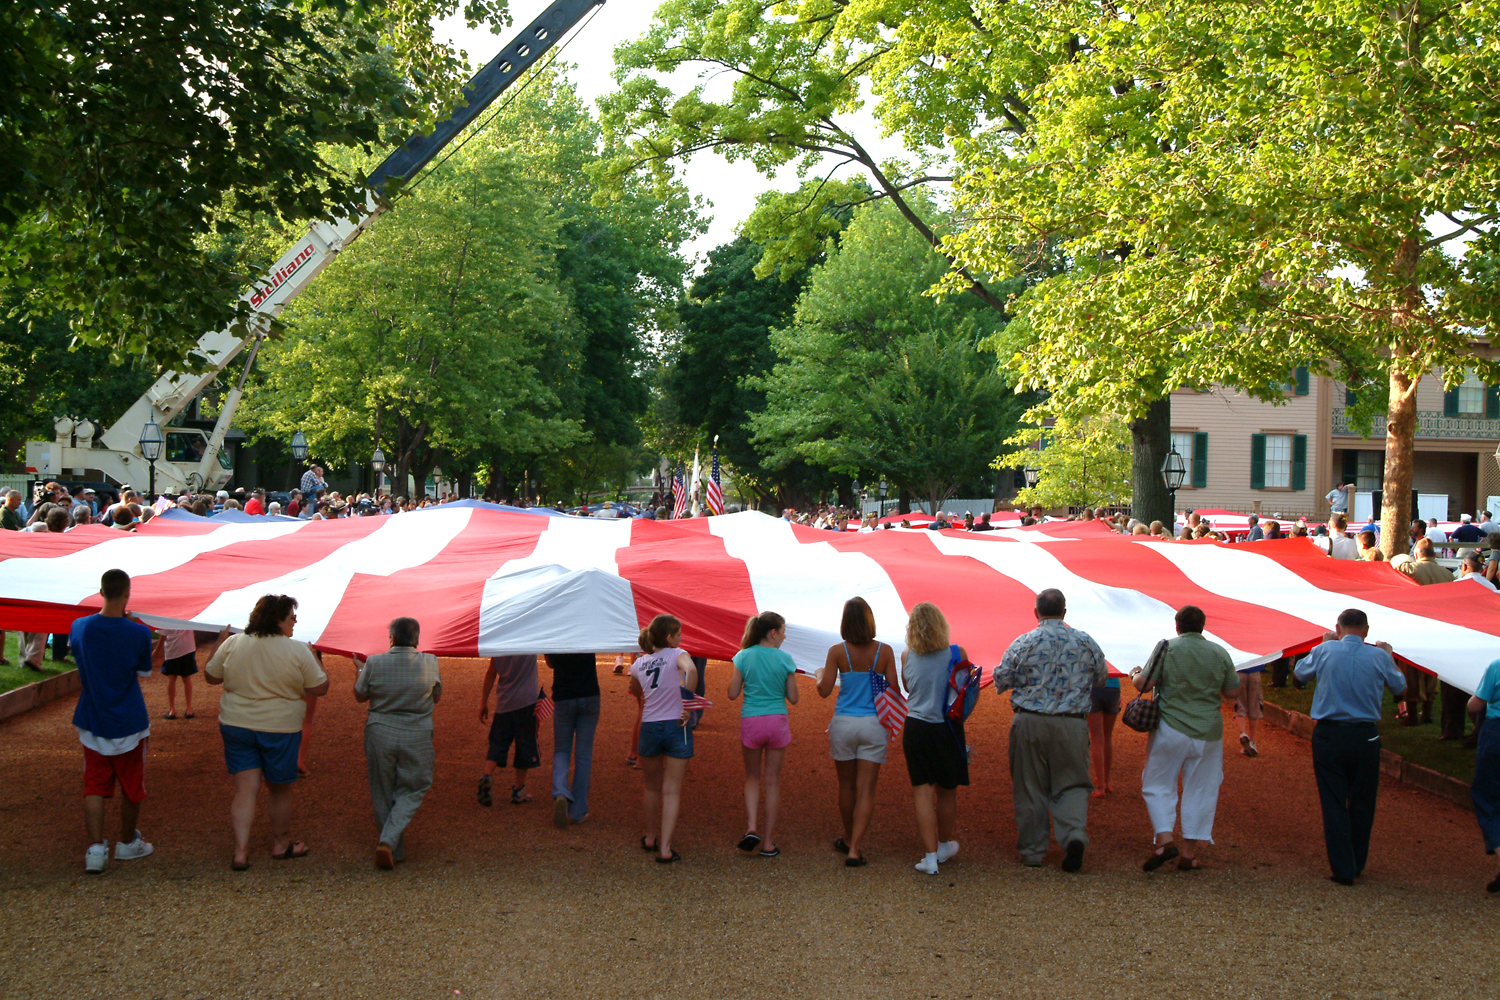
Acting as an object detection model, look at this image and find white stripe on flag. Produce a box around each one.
[194,507,474,642]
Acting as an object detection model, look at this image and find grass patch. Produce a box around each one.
[1263,680,1478,785]
[0,631,74,695]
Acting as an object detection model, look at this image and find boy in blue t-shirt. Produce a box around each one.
[71,569,156,874]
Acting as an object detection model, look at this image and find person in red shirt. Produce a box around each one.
[243,489,266,516]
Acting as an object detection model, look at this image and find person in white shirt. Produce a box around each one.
[1425,520,1451,552]
[1327,514,1359,560]
[1459,553,1498,592]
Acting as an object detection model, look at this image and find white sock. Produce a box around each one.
[937,840,959,863]
[914,852,939,875]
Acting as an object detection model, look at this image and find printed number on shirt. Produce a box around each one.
[646,665,661,689]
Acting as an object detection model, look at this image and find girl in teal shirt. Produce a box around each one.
[729,612,799,857]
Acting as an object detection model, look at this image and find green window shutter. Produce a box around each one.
[1345,385,1356,406]
[1294,366,1310,396]
[1487,385,1499,419]
[1192,432,1208,488]
[1443,389,1459,416]
[1291,434,1308,490]
[1250,434,1266,489]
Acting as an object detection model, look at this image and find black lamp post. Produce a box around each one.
[851,478,861,513]
[1023,464,1040,490]
[878,476,888,519]
[1161,445,1188,513]
[371,447,386,494]
[139,419,164,498]
[291,430,308,463]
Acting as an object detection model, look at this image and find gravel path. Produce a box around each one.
[1,655,1494,999]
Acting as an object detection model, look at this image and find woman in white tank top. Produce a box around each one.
[628,614,698,863]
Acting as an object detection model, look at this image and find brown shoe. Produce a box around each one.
[375,843,394,870]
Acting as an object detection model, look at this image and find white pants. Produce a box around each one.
[1141,720,1224,842]
[19,632,46,668]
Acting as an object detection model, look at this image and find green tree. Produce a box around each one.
[1,0,509,370]
[750,200,1025,511]
[941,0,1500,554]
[998,413,1133,512]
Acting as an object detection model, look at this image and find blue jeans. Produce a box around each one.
[1474,717,1500,854]
[551,696,600,822]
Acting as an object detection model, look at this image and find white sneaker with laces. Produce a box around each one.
[114,831,153,861]
[936,840,960,863]
[85,842,109,874]
[914,853,939,875]
[1244,740,1259,758]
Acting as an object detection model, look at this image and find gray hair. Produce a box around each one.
[388,617,421,648]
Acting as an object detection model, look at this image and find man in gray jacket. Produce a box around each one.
[354,617,442,870]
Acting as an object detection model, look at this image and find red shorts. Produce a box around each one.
[83,741,147,802]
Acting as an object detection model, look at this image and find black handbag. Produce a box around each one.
[1121,639,1169,733]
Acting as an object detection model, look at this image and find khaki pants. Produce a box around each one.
[364,723,435,860]
[19,633,45,668]
[1008,711,1092,863]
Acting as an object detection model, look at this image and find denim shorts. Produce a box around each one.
[638,719,693,759]
[220,724,302,784]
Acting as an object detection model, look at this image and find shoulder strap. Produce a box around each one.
[842,641,853,673]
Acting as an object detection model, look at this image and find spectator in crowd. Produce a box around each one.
[817,597,898,867]
[1459,552,1496,592]
[1488,532,1500,583]
[1400,537,1452,585]
[71,569,156,874]
[1452,513,1484,544]
[970,512,994,532]
[992,589,1106,872]
[159,628,198,719]
[1328,514,1358,560]
[1245,513,1263,541]
[1264,520,1284,540]
[1134,606,1240,872]
[477,654,542,807]
[630,615,697,863]
[243,489,266,516]
[901,602,971,875]
[1294,609,1405,885]
[1477,511,1499,536]
[1467,657,1500,893]
[1,489,24,531]
[729,612,798,858]
[1425,518,1451,551]
[286,490,302,517]
[353,617,442,869]
[544,652,602,829]
[299,465,327,498]
[1326,483,1350,514]
[1178,511,1202,538]
[1357,530,1384,561]
[205,594,330,869]
[71,506,93,527]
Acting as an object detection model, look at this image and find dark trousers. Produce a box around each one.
[50,633,69,660]
[1440,682,1470,741]
[1311,721,1382,881]
[1474,718,1500,855]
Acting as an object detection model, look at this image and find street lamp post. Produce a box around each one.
[1023,464,1039,490]
[139,419,165,499]
[1161,445,1188,519]
[851,478,861,515]
[291,430,308,463]
[371,447,386,495]
[878,477,888,520]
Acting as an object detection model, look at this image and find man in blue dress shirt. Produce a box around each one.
[1294,609,1407,885]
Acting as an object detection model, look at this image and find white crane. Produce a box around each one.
[27,0,605,496]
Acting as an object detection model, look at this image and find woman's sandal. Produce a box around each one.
[271,840,309,860]
[736,832,762,852]
[640,835,657,853]
[164,711,176,720]
[231,858,251,871]
[833,838,850,854]
[845,855,868,868]
[1142,844,1180,872]
[1177,857,1204,871]
[655,849,682,864]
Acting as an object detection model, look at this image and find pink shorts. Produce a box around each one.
[740,713,792,750]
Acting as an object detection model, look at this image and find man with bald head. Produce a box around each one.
[992,589,1108,872]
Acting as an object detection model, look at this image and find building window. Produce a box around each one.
[1458,369,1485,415]
[1263,434,1292,488]
[1356,451,1382,492]
[1171,430,1208,488]
[1171,431,1195,466]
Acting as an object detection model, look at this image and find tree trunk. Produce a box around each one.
[1378,364,1420,558]
[1130,396,1172,526]
[898,486,912,515]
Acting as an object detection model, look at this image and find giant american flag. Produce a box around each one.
[670,460,688,519]
[871,670,908,738]
[705,437,725,516]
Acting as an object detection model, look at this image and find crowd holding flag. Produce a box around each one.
[706,435,725,516]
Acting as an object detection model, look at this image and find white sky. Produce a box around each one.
[434,0,913,270]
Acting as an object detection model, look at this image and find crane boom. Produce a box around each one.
[33,0,605,495]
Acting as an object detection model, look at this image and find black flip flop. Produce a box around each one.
[845,856,868,868]
[736,833,762,852]
[1142,844,1179,872]
[271,840,309,860]
[640,836,657,853]
[759,846,781,858]
[231,858,250,871]
[655,849,682,864]
[833,838,850,854]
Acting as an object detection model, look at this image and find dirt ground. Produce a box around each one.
[0,653,1494,1000]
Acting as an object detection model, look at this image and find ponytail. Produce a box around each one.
[641,614,682,654]
[740,611,786,649]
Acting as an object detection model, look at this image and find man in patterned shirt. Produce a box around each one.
[992,589,1108,872]
[299,465,327,498]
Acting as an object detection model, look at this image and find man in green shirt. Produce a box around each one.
[1130,605,1240,871]
[1,490,24,531]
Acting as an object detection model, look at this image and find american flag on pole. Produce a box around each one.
[535,688,554,723]
[705,435,725,515]
[681,690,713,712]
[670,460,689,519]
[871,671,908,738]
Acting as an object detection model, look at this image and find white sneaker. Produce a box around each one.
[114,832,153,861]
[936,840,960,863]
[914,853,939,875]
[1244,740,1259,759]
[85,842,109,874]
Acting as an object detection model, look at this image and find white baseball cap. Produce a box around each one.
[1461,513,1473,521]
[216,490,229,499]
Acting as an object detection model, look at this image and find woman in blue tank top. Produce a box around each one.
[816,597,898,867]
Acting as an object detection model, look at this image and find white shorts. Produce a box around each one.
[828,715,888,764]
